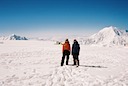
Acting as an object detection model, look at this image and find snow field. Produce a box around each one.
[0,40,128,86]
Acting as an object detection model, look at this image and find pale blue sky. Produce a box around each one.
[0,0,128,37]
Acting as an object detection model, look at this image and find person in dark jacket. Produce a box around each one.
[61,39,70,66]
[72,39,80,67]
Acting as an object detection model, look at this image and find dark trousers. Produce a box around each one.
[61,50,70,66]
[73,54,79,66]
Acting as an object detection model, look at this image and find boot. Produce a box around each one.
[76,60,79,67]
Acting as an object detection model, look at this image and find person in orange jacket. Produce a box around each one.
[61,39,70,66]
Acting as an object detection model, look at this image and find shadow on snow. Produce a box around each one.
[80,65,107,68]
[68,64,107,68]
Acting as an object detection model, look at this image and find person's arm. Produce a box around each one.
[78,44,80,51]
[78,44,80,55]
[72,44,74,55]
[60,42,63,45]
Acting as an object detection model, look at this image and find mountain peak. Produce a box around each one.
[11,34,16,36]
[99,26,123,36]
[0,34,28,40]
[82,26,128,46]
[9,34,28,40]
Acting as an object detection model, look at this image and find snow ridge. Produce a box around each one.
[80,26,128,46]
[0,34,28,40]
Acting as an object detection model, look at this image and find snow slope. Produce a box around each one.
[0,34,27,40]
[0,40,128,86]
[80,26,128,46]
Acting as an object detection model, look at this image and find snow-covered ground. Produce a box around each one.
[0,40,128,86]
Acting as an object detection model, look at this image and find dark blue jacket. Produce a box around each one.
[72,41,80,55]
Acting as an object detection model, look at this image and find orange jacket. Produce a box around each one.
[62,41,70,52]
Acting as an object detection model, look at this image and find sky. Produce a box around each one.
[0,0,128,37]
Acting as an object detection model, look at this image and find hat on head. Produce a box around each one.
[74,39,77,42]
[66,39,68,41]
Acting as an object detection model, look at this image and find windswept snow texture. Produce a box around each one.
[0,40,128,86]
[80,26,128,46]
[0,34,27,40]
